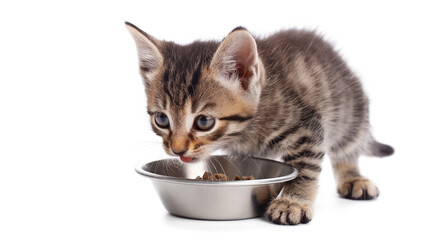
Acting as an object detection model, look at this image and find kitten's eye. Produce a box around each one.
[154,112,170,128]
[194,115,215,131]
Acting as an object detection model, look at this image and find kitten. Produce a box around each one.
[125,22,394,225]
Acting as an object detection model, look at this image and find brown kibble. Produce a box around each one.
[202,172,213,180]
[195,172,255,181]
[214,173,229,180]
[242,175,255,180]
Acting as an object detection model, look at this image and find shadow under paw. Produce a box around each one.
[338,177,379,200]
[265,198,312,225]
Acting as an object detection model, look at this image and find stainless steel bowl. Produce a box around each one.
[136,155,297,220]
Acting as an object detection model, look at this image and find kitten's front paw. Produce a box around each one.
[265,198,312,225]
[338,177,379,200]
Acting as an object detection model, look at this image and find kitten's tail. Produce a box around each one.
[365,139,395,157]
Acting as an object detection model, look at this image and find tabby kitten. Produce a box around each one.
[126,22,394,225]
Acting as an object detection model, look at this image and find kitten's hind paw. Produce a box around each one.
[265,198,313,225]
[337,177,379,200]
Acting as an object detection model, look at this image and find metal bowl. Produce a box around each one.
[135,155,297,220]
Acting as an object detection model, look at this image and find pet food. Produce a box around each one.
[195,172,255,181]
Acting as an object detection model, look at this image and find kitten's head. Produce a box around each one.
[126,22,264,162]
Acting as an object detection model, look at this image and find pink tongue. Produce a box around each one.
[180,156,193,163]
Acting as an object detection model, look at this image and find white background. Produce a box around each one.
[1,0,428,239]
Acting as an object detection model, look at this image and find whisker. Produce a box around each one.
[212,155,226,176]
[249,156,263,179]
[221,155,244,177]
[207,158,219,176]
[208,156,223,198]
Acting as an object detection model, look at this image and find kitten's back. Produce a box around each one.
[256,30,393,159]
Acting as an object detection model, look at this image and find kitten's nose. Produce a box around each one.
[171,132,189,156]
[172,149,187,156]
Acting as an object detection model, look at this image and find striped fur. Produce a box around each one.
[126,22,394,225]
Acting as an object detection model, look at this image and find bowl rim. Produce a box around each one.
[135,155,298,187]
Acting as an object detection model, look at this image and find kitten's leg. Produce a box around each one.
[266,148,324,225]
[332,158,379,200]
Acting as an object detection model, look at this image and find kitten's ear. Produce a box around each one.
[125,22,163,73]
[210,27,258,91]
